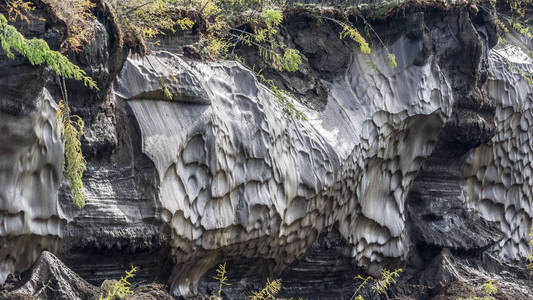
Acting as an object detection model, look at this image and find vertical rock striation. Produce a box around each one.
[464,41,533,261]
[0,73,65,284]
[0,6,66,284]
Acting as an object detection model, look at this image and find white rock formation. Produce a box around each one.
[117,33,455,294]
[0,88,64,284]
[464,42,533,261]
[2,12,532,298]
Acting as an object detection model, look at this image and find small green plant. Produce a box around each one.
[352,268,403,300]
[255,70,306,120]
[482,280,497,296]
[0,13,98,89]
[387,53,397,69]
[100,266,138,300]
[212,261,231,298]
[527,223,533,271]
[261,8,283,27]
[1,0,33,23]
[456,279,498,300]
[339,21,371,54]
[56,100,87,209]
[159,77,174,100]
[250,278,282,300]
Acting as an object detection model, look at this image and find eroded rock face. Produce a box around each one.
[3,251,100,300]
[464,42,533,261]
[0,60,64,285]
[2,3,533,299]
[116,19,454,293]
[0,3,71,285]
[0,251,175,300]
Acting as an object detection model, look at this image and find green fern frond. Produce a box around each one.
[177,17,195,31]
[213,262,231,296]
[250,278,281,300]
[0,13,98,89]
[339,22,370,54]
[99,266,138,300]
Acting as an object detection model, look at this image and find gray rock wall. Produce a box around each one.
[116,33,454,293]
[1,4,533,299]
[0,87,64,284]
[464,43,533,261]
[0,4,70,285]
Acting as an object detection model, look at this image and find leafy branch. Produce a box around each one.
[228,28,301,72]
[100,266,138,300]
[1,12,97,209]
[255,69,306,120]
[0,13,98,89]
[319,16,370,54]
[250,278,282,300]
[352,268,403,300]
[319,15,397,69]
[212,261,232,298]
[1,0,33,23]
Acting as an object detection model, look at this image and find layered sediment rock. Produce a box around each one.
[1,2,533,299]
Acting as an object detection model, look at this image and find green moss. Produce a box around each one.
[57,101,87,209]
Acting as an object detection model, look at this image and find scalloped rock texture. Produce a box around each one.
[1,3,533,300]
[464,42,533,261]
[116,33,454,294]
[0,53,65,284]
[0,5,70,286]
[0,85,65,284]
